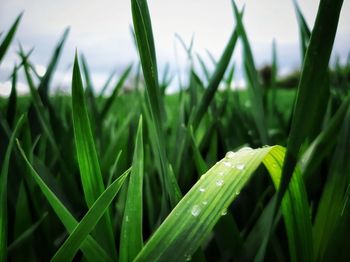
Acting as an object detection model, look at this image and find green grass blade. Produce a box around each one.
[191,23,239,130]
[7,212,48,253]
[16,140,113,262]
[232,1,268,144]
[131,0,180,208]
[0,115,24,262]
[119,116,144,262]
[71,52,116,257]
[6,65,18,128]
[37,28,69,101]
[51,169,130,262]
[0,13,22,64]
[134,145,311,261]
[277,0,343,220]
[100,64,133,118]
[313,104,350,260]
[292,0,311,59]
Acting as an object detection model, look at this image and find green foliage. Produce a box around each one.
[0,1,349,261]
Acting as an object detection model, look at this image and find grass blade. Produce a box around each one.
[16,140,113,262]
[134,145,311,261]
[51,169,130,262]
[119,116,144,262]
[71,52,116,256]
[0,115,24,262]
[0,13,22,64]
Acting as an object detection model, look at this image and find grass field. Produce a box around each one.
[0,0,349,261]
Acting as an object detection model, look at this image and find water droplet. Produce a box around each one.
[236,163,245,170]
[225,151,236,159]
[202,200,208,205]
[216,179,224,186]
[191,205,201,217]
[263,145,270,148]
[185,254,192,261]
[236,190,240,195]
[125,215,129,222]
[221,209,227,216]
[222,161,232,167]
[238,146,253,153]
[199,187,205,192]
[218,171,224,176]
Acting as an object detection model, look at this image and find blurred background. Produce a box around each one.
[0,0,349,95]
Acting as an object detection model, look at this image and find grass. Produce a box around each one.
[0,0,349,261]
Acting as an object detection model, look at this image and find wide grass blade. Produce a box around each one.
[0,13,22,64]
[119,116,144,262]
[0,115,24,262]
[51,169,130,262]
[134,145,311,261]
[71,53,116,256]
[16,140,113,262]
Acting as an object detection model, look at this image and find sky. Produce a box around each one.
[0,0,349,95]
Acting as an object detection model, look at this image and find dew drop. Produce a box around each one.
[236,190,240,196]
[222,161,232,167]
[191,205,201,217]
[235,163,245,170]
[199,187,205,192]
[202,200,208,205]
[125,215,129,222]
[225,151,236,159]
[216,179,224,186]
[221,209,227,216]
[238,146,253,153]
[185,254,192,261]
[218,171,224,176]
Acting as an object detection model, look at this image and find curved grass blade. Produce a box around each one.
[0,115,24,262]
[0,13,22,64]
[292,0,311,59]
[119,116,144,262]
[16,140,113,262]
[51,169,130,262]
[72,52,116,257]
[134,145,312,262]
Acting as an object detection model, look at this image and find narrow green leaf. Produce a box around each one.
[0,115,24,262]
[119,116,144,262]
[72,52,117,257]
[16,140,113,262]
[51,169,130,262]
[0,13,22,64]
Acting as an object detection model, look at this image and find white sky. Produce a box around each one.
[0,0,349,95]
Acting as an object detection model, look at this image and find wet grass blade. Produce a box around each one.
[16,140,113,262]
[71,53,116,257]
[0,13,22,64]
[0,115,24,262]
[134,145,311,261]
[119,116,144,262]
[51,169,130,262]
